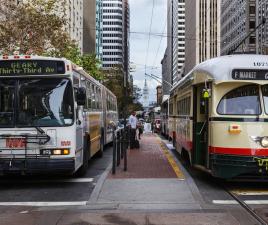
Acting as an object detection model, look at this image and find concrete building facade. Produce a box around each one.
[156,85,163,106]
[221,0,256,55]
[161,48,170,96]
[256,0,268,54]
[66,0,83,52]
[83,0,102,59]
[185,0,220,74]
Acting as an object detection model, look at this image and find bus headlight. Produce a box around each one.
[41,149,70,155]
[261,137,268,147]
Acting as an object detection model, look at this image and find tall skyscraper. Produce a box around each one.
[256,0,268,54]
[83,0,102,59]
[221,0,256,55]
[166,0,173,87]
[166,0,185,85]
[184,0,220,74]
[102,0,129,70]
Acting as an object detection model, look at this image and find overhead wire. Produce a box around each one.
[144,0,155,75]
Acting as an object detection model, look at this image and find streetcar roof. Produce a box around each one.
[171,54,268,92]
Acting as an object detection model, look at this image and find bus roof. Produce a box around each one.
[171,54,268,92]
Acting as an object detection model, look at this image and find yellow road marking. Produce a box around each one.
[231,189,268,196]
[157,138,185,179]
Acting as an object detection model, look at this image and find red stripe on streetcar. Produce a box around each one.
[209,146,268,156]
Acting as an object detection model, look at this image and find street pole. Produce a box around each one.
[123,68,128,172]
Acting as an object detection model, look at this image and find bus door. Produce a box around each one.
[192,84,210,168]
[74,75,83,155]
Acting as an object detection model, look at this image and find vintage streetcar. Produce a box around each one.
[0,55,118,175]
[169,55,268,179]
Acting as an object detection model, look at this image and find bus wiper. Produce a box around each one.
[32,126,51,145]
[34,126,45,134]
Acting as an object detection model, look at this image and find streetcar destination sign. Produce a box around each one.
[0,60,65,76]
[232,69,268,80]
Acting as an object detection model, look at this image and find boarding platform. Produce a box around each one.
[80,133,244,225]
[89,133,200,211]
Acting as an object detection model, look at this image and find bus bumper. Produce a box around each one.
[0,158,75,175]
[210,154,268,179]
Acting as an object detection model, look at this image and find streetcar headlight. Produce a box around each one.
[261,137,268,147]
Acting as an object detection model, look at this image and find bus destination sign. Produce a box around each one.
[232,69,268,80]
[0,60,65,76]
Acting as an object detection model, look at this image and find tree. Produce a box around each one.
[0,0,105,81]
[0,0,74,55]
[103,66,143,117]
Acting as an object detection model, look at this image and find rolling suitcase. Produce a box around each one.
[134,139,140,149]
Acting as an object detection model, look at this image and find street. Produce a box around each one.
[0,146,113,205]
[0,135,268,224]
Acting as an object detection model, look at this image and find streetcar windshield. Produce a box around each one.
[261,85,268,115]
[217,85,261,115]
[0,78,74,127]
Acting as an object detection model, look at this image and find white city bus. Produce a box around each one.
[0,55,118,175]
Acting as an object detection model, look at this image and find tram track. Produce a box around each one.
[224,186,268,225]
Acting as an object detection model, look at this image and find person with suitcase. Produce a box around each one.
[129,111,138,149]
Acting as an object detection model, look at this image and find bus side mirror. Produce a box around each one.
[77,87,86,106]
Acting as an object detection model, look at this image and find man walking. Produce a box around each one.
[129,111,138,149]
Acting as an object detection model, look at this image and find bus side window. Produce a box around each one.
[81,78,87,110]
[98,88,102,110]
[96,88,100,110]
[107,95,110,111]
[92,85,96,110]
[87,81,92,110]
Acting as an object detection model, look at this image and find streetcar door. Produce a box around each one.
[192,84,209,168]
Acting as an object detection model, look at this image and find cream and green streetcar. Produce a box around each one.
[169,55,268,179]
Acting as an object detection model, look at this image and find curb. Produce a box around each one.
[87,162,112,204]
[161,139,206,206]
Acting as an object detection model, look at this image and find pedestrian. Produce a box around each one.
[129,111,138,149]
[138,121,143,139]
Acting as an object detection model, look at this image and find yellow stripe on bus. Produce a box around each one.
[157,138,185,180]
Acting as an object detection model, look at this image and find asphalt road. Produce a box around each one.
[0,145,113,203]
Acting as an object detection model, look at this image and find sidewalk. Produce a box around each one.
[90,133,200,210]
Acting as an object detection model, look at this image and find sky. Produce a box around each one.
[129,0,167,104]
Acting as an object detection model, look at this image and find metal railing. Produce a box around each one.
[112,126,130,174]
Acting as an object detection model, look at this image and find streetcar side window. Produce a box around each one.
[217,85,261,115]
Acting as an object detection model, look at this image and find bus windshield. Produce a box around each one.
[0,78,74,127]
